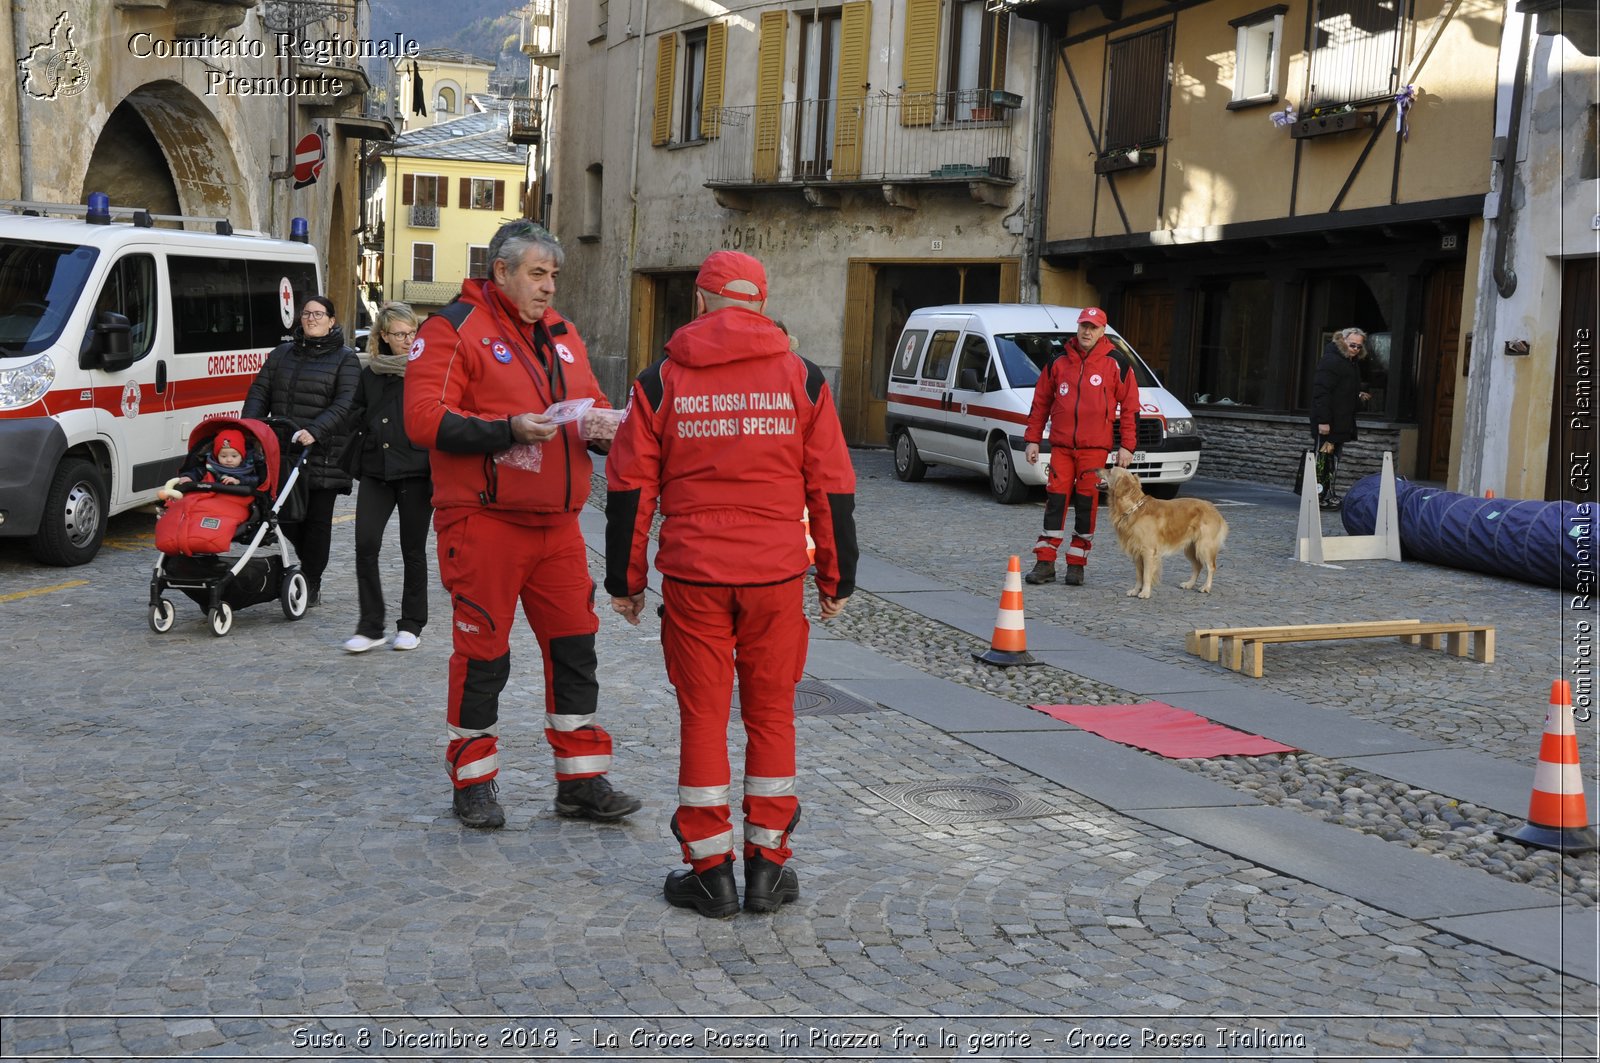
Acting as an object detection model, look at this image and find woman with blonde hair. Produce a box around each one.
[342,303,433,652]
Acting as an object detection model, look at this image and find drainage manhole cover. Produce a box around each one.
[734,680,881,717]
[867,776,1055,826]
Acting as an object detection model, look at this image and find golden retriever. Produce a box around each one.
[1099,466,1228,599]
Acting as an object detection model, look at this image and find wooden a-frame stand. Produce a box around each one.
[1294,450,1402,566]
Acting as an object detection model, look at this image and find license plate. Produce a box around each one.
[1132,451,1147,462]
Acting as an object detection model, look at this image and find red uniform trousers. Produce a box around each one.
[435,511,613,788]
[1034,447,1109,570]
[661,577,808,873]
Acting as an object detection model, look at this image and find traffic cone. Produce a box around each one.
[801,507,816,567]
[1496,680,1598,853]
[973,556,1041,667]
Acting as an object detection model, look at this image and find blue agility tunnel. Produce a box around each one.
[1341,476,1593,591]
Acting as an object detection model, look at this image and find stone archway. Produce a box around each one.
[80,80,251,226]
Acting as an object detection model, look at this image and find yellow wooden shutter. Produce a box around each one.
[754,11,788,181]
[832,1,872,179]
[704,21,727,138]
[989,11,1009,91]
[652,34,677,147]
[901,0,939,126]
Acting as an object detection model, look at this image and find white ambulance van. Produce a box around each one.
[0,194,321,564]
[884,304,1203,503]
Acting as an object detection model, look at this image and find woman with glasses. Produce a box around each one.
[341,303,433,653]
[1309,327,1373,509]
[242,294,360,605]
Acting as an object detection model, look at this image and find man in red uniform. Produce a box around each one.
[404,220,641,830]
[1022,307,1138,586]
[604,250,858,918]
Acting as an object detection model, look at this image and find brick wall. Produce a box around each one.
[1195,412,1402,490]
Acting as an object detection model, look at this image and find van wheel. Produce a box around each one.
[1143,482,1180,499]
[30,458,108,566]
[989,440,1029,504]
[893,430,926,482]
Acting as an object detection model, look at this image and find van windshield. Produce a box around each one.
[995,332,1159,390]
[0,239,100,357]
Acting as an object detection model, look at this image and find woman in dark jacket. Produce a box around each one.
[342,304,433,653]
[1309,327,1372,507]
[242,294,360,605]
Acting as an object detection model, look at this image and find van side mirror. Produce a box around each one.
[958,367,982,391]
[91,311,133,371]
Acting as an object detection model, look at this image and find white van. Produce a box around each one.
[0,195,321,564]
[884,304,1203,503]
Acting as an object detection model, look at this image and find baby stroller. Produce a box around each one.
[147,416,310,637]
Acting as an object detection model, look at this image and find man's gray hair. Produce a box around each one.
[488,220,564,274]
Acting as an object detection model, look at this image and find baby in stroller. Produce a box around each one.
[158,428,266,500]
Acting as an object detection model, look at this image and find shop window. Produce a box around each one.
[1306,0,1401,107]
[1230,6,1286,105]
[1191,278,1275,407]
[1297,271,1394,415]
[1103,25,1171,151]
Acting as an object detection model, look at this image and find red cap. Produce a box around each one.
[695,250,768,303]
[1078,307,1107,327]
[213,429,246,457]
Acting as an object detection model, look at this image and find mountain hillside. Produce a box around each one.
[370,0,525,87]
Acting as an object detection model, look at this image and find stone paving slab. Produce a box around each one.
[961,730,1265,810]
[853,554,948,593]
[1136,805,1562,922]
[1030,647,1243,695]
[825,677,1074,732]
[803,637,928,682]
[1428,907,1600,986]
[1165,688,1448,757]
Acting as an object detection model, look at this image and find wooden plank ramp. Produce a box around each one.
[1187,621,1495,679]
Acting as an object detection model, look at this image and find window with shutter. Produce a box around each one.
[704,21,727,138]
[753,11,788,181]
[945,0,1009,121]
[683,29,708,141]
[653,34,677,146]
[796,11,840,178]
[1103,25,1171,151]
[833,1,871,179]
[1307,0,1401,108]
[901,0,939,126]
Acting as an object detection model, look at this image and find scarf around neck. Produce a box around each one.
[369,351,408,376]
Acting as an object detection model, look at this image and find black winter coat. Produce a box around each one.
[242,326,361,493]
[348,368,431,482]
[1310,341,1363,445]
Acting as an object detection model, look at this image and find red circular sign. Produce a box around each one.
[293,132,324,186]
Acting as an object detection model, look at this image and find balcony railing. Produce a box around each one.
[509,97,543,145]
[401,280,462,305]
[707,89,1019,187]
[408,203,439,228]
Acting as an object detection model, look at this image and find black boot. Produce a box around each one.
[1063,565,1084,586]
[555,775,642,821]
[452,780,505,829]
[1023,560,1056,585]
[664,858,740,918]
[743,852,800,913]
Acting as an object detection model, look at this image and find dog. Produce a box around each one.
[1098,466,1228,599]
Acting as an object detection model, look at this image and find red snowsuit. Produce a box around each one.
[604,307,858,873]
[404,278,617,790]
[1023,336,1138,570]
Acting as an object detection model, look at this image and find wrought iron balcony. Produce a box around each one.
[408,203,439,228]
[706,90,1019,194]
[509,97,543,145]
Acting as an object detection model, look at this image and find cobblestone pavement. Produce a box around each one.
[1,453,1596,1061]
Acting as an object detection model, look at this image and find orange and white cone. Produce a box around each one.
[1496,680,1598,853]
[802,507,816,568]
[973,556,1041,667]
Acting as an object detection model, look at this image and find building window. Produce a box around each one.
[946,0,1008,121]
[469,178,498,210]
[412,243,435,283]
[406,174,441,228]
[1104,25,1171,151]
[581,163,603,240]
[436,86,456,114]
[1306,0,1401,108]
[682,29,708,141]
[1230,6,1285,105]
[595,0,609,40]
[468,245,489,279]
[1191,278,1275,407]
[795,11,841,177]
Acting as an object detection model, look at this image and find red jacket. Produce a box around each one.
[404,279,610,525]
[604,307,858,597]
[1023,336,1139,454]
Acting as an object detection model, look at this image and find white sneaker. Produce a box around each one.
[343,634,387,654]
[392,631,421,651]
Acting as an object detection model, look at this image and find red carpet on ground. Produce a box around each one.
[1030,702,1299,758]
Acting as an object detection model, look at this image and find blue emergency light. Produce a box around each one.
[86,192,111,225]
[290,217,309,243]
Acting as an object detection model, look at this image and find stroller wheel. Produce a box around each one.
[148,598,176,634]
[281,570,309,620]
[207,602,233,637]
